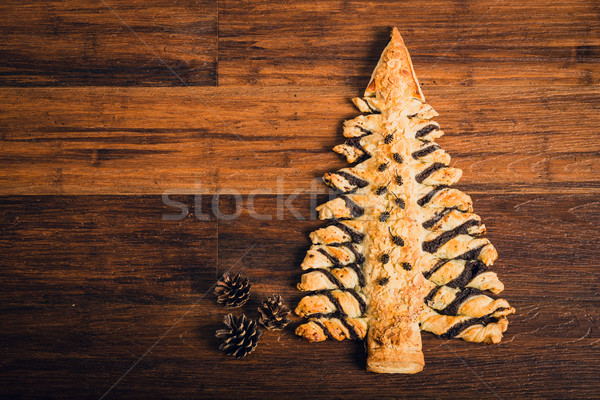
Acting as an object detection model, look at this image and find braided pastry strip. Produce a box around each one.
[296,317,368,342]
[420,308,511,344]
[295,289,367,319]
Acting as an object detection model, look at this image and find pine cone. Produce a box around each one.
[215,314,262,359]
[258,294,291,330]
[214,273,251,308]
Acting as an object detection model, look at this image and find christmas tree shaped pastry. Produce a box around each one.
[295,28,515,374]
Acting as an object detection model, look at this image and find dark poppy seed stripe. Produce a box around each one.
[422,219,481,254]
[415,124,439,138]
[440,309,508,339]
[417,185,447,207]
[358,126,372,135]
[364,100,380,114]
[314,290,347,317]
[343,243,365,264]
[422,206,457,229]
[415,162,446,184]
[424,285,442,304]
[345,263,366,287]
[350,154,372,167]
[412,144,441,159]
[339,318,360,340]
[336,171,369,189]
[329,220,364,243]
[423,259,449,279]
[457,245,486,261]
[346,290,367,314]
[345,136,365,147]
[317,248,341,266]
[303,268,344,289]
[307,289,365,316]
[318,244,363,265]
[446,260,489,288]
[311,319,334,340]
[340,195,364,218]
[344,137,369,157]
[437,287,483,316]
[303,264,364,288]
[325,242,346,248]
[306,312,334,319]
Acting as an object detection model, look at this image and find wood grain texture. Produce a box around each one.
[1,0,599,398]
[1,195,598,399]
[1,86,599,195]
[218,0,600,87]
[0,0,218,86]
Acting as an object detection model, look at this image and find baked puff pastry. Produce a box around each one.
[295,28,514,374]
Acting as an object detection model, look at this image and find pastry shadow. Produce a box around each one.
[196,320,224,355]
[351,27,390,90]
[352,339,368,370]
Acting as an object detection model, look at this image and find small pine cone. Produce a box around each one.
[258,294,291,330]
[216,314,262,359]
[214,273,251,308]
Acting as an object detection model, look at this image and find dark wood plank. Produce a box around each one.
[0,194,598,399]
[0,0,217,86]
[218,0,600,87]
[1,86,599,195]
[0,195,219,305]
[2,307,598,399]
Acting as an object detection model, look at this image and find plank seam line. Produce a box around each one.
[215,0,221,87]
[99,0,257,158]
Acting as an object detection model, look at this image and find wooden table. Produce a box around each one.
[1,1,599,398]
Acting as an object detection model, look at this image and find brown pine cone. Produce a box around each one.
[214,272,251,308]
[258,294,291,330]
[215,313,262,359]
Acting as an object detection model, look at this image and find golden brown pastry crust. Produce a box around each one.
[295,27,514,374]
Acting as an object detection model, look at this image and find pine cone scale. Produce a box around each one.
[214,273,251,308]
[258,294,291,330]
[215,313,262,359]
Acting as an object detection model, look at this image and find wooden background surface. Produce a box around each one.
[1,0,599,399]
